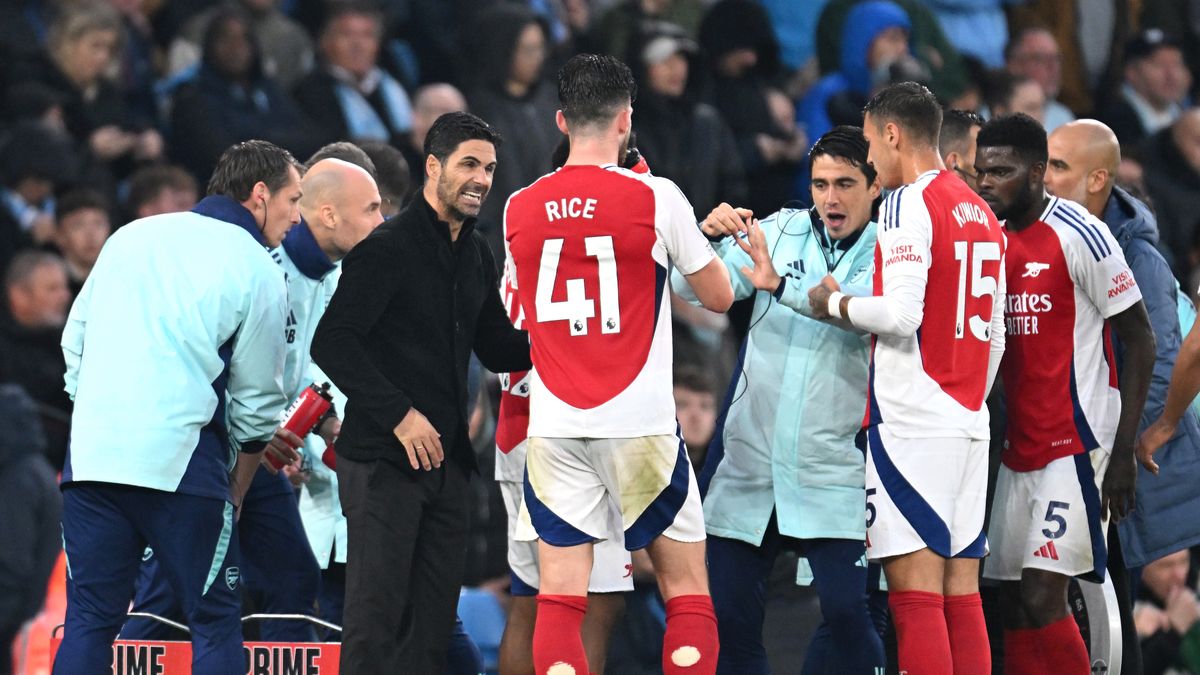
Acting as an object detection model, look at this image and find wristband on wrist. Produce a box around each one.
[827,291,846,318]
[771,277,786,300]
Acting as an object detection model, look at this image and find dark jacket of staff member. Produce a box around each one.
[311,111,530,674]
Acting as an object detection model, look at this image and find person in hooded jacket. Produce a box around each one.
[630,21,746,220]
[0,384,61,675]
[170,7,320,184]
[464,3,562,261]
[798,1,916,150]
[699,0,803,219]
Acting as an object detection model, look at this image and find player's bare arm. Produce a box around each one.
[684,257,735,312]
[1138,314,1200,472]
[1104,300,1156,520]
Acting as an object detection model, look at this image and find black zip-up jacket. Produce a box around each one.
[311,194,531,472]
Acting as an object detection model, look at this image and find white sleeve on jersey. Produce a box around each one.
[844,189,932,337]
[985,249,1007,397]
[1063,207,1142,318]
[649,176,716,275]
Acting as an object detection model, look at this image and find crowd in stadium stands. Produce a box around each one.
[11,0,1200,673]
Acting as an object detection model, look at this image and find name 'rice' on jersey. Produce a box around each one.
[503,164,715,438]
[1001,196,1142,471]
[868,170,1006,439]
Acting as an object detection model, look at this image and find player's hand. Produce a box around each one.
[282,462,310,488]
[1136,417,1174,475]
[394,408,443,471]
[700,202,752,240]
[735,219,781,291]
[1166,587,1200,634]
[260,427,304,474]
[1101,450,1137,522]
[317,416,341,450]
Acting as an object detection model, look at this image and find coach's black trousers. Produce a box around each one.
[337,456,471,674]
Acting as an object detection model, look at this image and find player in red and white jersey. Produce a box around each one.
[494,252,633,675]
[504,54,733,675]
[973,114,1155,675]
[808,82,1005,675]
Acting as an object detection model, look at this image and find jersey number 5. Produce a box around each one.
[953,240,1001,341]
[535,236,621,336]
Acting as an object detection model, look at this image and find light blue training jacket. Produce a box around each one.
[61,196,289,502]
[672,208,876,545]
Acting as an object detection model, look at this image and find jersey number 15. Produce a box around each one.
[535,236,622,336]
[953,240,1001,341]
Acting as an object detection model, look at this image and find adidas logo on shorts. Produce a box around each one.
[1033,541,1060,561]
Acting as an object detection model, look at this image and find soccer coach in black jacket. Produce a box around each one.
[311,111,531,674]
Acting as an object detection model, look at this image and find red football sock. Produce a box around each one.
[662,594,719,674]
[533,594,588,675]
[944,593,991,675]
[889,590,953,675]
[1033,615,1089,674]
[1003,626,1043,675]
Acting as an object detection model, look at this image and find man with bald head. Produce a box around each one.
[402,83,468,176]
[1048,120,1200,668]
[122,158,385,644]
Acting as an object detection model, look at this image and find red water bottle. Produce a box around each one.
[272,382,334,470]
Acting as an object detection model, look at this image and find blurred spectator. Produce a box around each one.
[1143,108,1200,274]
[1098,29,1193,150]
[10,1,163,181]
[124,164,199,220]
[1136,549,1200,675]
[358,141,412,217]
[631,21,746,219]
[700,0,801,217]
[170,8,319,183]
[167,0,314,89]
[590,0,706,68]
[0,122,78,271]
[53,189,112,297]
[939,109,984,192]
[293,2,413,149]
[1005,26,1076,131]
[465,3,561,259]
[0,251,73,469]
[3,82,68,134]
[400,83,468,183]
[1141,1,1200,99]
[0,384,61,675]
[1008,0,1137,116]
[816,0,971,103]
[673,365,716,471]
[924,0,1008,68]
[108,0,159,124]
[983,70,1046,125]
[799,1,922,146]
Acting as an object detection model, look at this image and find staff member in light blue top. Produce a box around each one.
[55,140,299,675]
[672,126,886,675]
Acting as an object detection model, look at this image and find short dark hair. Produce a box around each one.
[126,164,197,212]
[358,141,411,203]
[982,70,1035,115]
[57,188,111,221]
[810,126,876,184]
[862,81,942,147]
[557,54,637,130]
[423,111,502,168]
[939,109,984,156]
[673,365,715,396]
[976,113,1048,166]
[206,140,300,201]
[319,0,383,39]
[5,250,65,291]
[306,141,377,177]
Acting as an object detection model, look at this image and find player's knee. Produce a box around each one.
[1019,580,1070,625]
